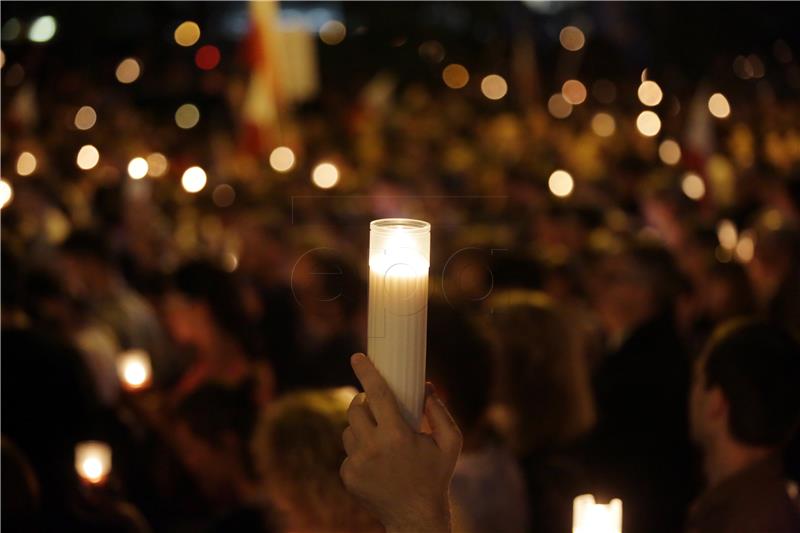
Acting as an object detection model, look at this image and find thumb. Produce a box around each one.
[424,383,462,458]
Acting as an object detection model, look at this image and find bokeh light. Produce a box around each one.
[747,54,765,78]
[28,15,57,43]
[717,219,738,250]
[708,93,731,118]
[146,153,168,177]
[561,79,587,105]
[2,18,21,41]
[223,252,239,272]
[175,103,200,129]
[75,442,111,484]
[591,113,616,137]
[442,64,469,89]
[116,350,152,390]
[419,41,446,63]
[681,172,705,200]
[76,145,100,170]
[636,111,661,137]
[74,106,97,130]
[559,26,585,51]
[115,58,141,84]
[16,152,37,176]
[127,157,149,179]
[0,179,13,209]
[182,166,207,193]
[269,146,295,172]
[212,184,236,207]
[195,45,220,70]
[481,74,508,100]
[319,21,346,45]
[548,93,573,119]
[735,232,755,263]
[658,139,681,165]
[637,80,663,106]
[174,21,200,47]
[312,162,340,189]
[548,170,574,198]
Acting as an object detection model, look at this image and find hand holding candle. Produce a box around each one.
[367,218,431,429]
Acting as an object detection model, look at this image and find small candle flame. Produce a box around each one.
[75,441,112,484]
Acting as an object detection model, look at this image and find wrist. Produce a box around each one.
[385,498,451,533]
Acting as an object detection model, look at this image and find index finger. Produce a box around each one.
[350,353,406,428]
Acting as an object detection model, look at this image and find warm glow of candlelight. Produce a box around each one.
[708,93,730,118]
[681,172,705,200]
[116,349,152,391]
[182,166,207,193]
[312,162,339,189]
[636,110,661,137]
[174,21,201,47]
[573,494,622,533]
[76,145,100,170]
[16,152,37,176]
[0,179,13,209]
[481,74,508,100]
[75,441,112,484]
[717,219,738,250]
[270,146,295,172]
[368,219,431,429]
[127,157,149,179]
[115,58,141,84]
[549,170,575,198]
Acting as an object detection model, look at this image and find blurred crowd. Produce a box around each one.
[3,4,800,533]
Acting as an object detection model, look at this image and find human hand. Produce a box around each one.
[340,353,462,533]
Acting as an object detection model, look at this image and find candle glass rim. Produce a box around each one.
[370,218,430,234]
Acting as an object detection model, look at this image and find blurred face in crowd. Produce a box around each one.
[60,254,109,298]
[589,254,654,336]
[689,354,726,447]
[173,421,241,504]
[162,291,216,355]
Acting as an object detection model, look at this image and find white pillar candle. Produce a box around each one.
[75,441,112,484]
[116,349,152,391]
[368,218,431,429]
[573,494,623,533]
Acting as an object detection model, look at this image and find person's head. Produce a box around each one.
[487,291,595,453]
[690,319,800,453]
[173,383,258,504]
[163,259,253,356]
[748,227,800,304]
[60,230,115,297]
[705,262,756,323]
[251,388,381,533]
[589,241,681,336]
[426,300,492,438]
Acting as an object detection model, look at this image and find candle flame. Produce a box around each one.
[369,228,429,277]
[573,494,622,533]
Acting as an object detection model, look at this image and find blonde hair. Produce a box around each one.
[488,290,595,453]
[252,387,380,533]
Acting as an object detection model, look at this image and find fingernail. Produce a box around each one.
[425,381,436,396]
[351,353,366,366]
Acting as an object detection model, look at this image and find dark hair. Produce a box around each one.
[171,259,257,357]
[174,382,257,455]
[703,319,800,447]
[60,230,113,264]
[426,300,492,432]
